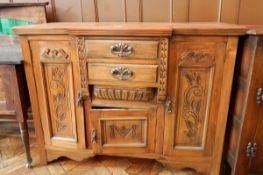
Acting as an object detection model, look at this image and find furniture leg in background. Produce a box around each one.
[0,63,32,168]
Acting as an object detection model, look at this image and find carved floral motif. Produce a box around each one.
[183,72,204,140]
[110,125,138,139]
[49,66,68,134]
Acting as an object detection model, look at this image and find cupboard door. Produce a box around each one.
[30,39,85,149]
[245,37,263,174]
[249,99,263,174]
[89,109,156,154]
[164,36,227,158]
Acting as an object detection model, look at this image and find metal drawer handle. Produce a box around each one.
[111,43,133,57]
[91,128,96,144]
[111,67,133,80]
[257,88,263,104]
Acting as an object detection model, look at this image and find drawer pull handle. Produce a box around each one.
[91,128,97,144]
[111,43,133,57]
[165,97,172,113]
[257,88,263,104]
[111,67,133,80]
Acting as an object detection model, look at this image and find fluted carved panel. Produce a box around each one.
[93,86,154,101]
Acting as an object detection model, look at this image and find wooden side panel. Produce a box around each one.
[227,113,241,167]
[189,0,220,22]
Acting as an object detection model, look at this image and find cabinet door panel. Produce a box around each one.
[31,40,84,149]
[164,37,227,157]
[90,109,156,154]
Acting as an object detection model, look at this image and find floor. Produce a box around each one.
[0,124,196,175]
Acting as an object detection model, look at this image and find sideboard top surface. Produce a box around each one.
[13,22,247,36]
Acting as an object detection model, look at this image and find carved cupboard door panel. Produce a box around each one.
[89,109,156,154]
[163,36,228,159]
[30,38,85,150]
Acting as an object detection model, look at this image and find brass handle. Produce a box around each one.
[111,43,133,57]
[77,90,89,107]
[165,97,172,113]
[91,128,96,144]
[111,67,133,80]
[257,88,263,104]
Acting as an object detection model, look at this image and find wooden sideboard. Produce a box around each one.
[13,23,246,175]
[225,27,263,175]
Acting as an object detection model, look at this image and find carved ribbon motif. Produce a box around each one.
[110,125,138,139]
[179,50,215,66]
[183,72,204,140]
[42,48,69,60]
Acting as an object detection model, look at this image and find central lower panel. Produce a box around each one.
[88,109,157,154]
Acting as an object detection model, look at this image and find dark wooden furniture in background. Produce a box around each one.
[0,35,32,167]
[0,2,48,168]
[0,2,48,23]
[14,23,245,174]
[226,27,263,175]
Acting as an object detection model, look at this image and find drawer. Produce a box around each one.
[88,63,158,83]
[93,85,154,102]
[89,109,156,154]
[85,40,159,59]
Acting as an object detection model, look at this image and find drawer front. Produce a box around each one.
[88,63,157,83]
[93,85,154,102]
[85,40,159,59]
[89,109,156,154]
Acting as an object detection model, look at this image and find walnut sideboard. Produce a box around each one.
[13,23,246,175]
